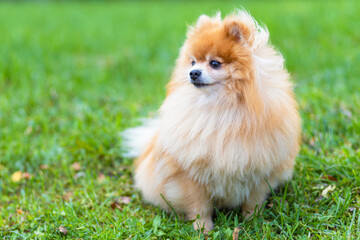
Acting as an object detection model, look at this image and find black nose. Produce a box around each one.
[189,70,202,80]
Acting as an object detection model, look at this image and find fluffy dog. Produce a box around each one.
[123,10,300,232]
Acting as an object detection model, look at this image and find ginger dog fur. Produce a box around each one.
[123,10,301,232]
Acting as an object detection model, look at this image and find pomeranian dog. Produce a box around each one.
[123,9,300,232]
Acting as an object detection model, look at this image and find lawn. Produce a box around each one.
[0,0,360,239]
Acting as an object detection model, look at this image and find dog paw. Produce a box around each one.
[193,217,214,234]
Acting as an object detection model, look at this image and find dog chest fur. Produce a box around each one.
[155,85,295,206]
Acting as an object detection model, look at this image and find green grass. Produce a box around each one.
[1,0,360,239]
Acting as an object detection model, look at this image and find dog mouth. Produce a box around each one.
[192,82,219,88]
[193,82,212,88]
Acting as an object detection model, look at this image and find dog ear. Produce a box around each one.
[196,14,211,27]
[225,20,250,42]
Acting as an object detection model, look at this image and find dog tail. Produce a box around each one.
[121,118,159,158]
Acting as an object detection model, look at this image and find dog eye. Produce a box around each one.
[191,60,196,66]
[210,60,221,69]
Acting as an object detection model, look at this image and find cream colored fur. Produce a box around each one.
[123,10,300,233]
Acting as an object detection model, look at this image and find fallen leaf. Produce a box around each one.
[348,207,356,212]
[232,227,240,240]
[321,185,336,198]
[62,192,73,202]
[22,172,32,179]
[120,196,131,204]
[110,201,123,211]
[97,173,106,183]
[40,164,49,170]
[59,225,68,235]
[16,209,24,215]
[11,171,22,182]
[71,162,81,171]
[321,175,337,182]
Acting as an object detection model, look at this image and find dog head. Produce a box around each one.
[169,10,270,114]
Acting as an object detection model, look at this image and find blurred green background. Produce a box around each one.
[0,1,359,239]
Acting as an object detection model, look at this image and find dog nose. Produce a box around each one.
[189,70,202,80]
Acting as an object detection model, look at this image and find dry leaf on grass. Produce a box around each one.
[59,225,68,235]
[232,227,240,240]
[110,201,123,211]
[11,171,32,182]
[348,207,356,212]
[321,175,337,182]
[11,171,23,182]
[16,209,24,215]
[97,173,106,183]
[110,197,131,210]
[62,192,73,202]
[120,196,131,204]
[40,164,49,170]
[71,162,81,171]
[321,185,336,198]
[22,172,32,179]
